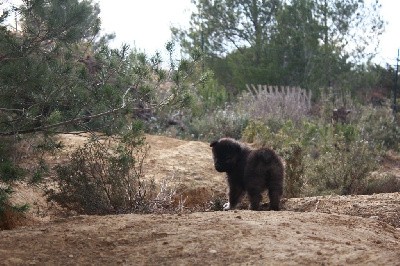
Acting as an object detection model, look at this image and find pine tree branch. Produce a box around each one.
[0,87,134,136]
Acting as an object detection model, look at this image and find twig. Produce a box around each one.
[0,107,25,113]
[313,199,320,212]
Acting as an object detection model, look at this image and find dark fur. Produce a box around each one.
[210,138,284,211]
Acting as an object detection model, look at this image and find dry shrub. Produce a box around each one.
[47,131,159,215]
[150,174,179,212]
[283,144,305,198]
[172,186,217,211]
[240,85,311,123]
[306,139,380,196]
[364,175,400,194]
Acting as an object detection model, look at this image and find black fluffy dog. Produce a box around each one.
[210,138,284,211]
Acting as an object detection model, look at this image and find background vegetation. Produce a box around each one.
[1,0,399,228]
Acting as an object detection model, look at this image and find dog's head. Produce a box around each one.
[210,138,242,172]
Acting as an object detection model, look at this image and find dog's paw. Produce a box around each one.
[223,202,231,211]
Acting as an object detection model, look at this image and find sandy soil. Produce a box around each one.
[1,134,400,265]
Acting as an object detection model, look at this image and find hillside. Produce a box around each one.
[1,134,399,265]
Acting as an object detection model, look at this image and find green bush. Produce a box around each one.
[243,120,305,198]
[242,120,273,145]
[358,107,400,151]
[306,138,380,195]
[189,106,249,141]
[242,117,382,197]
[193,73,229,116]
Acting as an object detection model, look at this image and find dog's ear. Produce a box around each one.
[210,140,218,147]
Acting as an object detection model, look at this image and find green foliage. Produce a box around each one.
[0,160,23,184]
[46,121,177,215]
[242,120,272,145]
[194,72,229,115]
[243,120,306,198]
[1,1,202,137]
[163,77,397,198]
[21,0,101,43]
[302,121,381,196]
[173,0,280,58]
[0,0,102,135]
[306,139,379,195]
[358,107,400,150]
[174,0,384,94]
[189,106,249,141]
[0,139,28,230]
[282,144,305,198]
[270,0,322,88]
[0,0,394,222]
[0,0,213,220]
[242,108,385,197]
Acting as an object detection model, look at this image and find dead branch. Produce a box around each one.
[0,108,25,113]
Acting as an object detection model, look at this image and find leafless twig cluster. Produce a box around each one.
[240,84,312,122]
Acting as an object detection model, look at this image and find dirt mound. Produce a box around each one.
[2,133,400,264]
[1,211,399,265]
[284,193,400,228]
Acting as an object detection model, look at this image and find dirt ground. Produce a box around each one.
[1,134,400,265]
